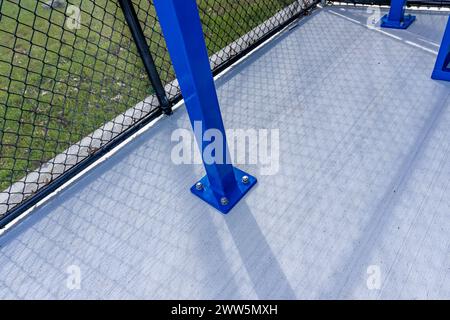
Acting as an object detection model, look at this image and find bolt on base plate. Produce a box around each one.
[381,14,416,29]
[190,167,257,214]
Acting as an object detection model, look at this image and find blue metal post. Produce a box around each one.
[432,16,450,81]
[381,0,415,29]
[153,0,257,213]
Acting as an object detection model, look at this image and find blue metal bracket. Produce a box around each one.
[381,0,415,29]
[432,16,450,81]
[153,0,257,214]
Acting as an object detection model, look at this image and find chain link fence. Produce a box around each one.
[0,0,317,226]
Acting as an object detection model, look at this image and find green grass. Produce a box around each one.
[0,0,296,190]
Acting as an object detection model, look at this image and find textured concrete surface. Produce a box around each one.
[0,7,449,299]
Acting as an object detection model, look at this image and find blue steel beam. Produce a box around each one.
[381,0,415,29]
[153,0,257,213]
[432,16,450,81]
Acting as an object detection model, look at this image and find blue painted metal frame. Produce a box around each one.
[153,0,257,214]
[432,16,450,81]
[381,0,416,29]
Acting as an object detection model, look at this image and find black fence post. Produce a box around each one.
[118,0,172,115]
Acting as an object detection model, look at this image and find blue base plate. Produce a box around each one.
[381,14,416,29]
[191,167,257,214]
[431,69,450,81]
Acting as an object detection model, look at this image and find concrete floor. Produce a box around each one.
[0,6,449,299]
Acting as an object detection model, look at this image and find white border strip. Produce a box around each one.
[330,2,450,12]
[328,8,439,55]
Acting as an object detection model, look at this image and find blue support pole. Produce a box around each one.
[381,0,415,29]
[432,16,450,81]
[153,0,257,213]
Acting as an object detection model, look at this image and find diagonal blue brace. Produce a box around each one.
[153,0,257,214]
[432,16,450,81]
[381,0,415,29]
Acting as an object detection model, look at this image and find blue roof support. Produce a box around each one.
[432,16,450,81]
[381,0,416,29]
[153,0,257,213]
